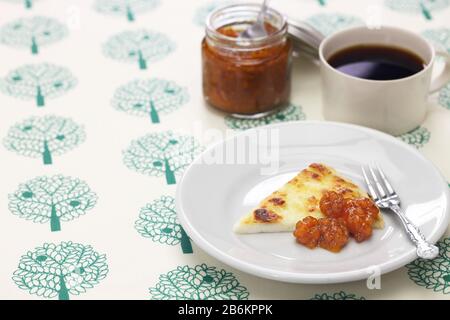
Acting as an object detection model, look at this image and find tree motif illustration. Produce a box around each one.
[112,78,188,124]
[103,29,175,70]
[422,28,450,53]
[225,104,306,130]
[384,0,450,20]
[406,237,450,294]
[123,131,202,185]
[1,0,38,9]
[1,63,77,107]
[149,264,249,300]
[193,1,233,26]
[135,195,192,253]
[317,0,326,6]
[422,28,450,110]
[0,16,68,54]
[310,291,366,300]
[306,13,363,37]
[439,84,450,110]
[3,115,85,165]
[9,175,97,232]
[95,0,160,22]
[13,241,108,300]
[397,126,430,148]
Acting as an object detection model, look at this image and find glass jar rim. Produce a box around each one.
[205,3,288,49]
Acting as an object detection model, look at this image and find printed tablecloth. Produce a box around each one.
[0,0,449,300]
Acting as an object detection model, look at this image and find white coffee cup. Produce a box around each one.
[319,26,450,136]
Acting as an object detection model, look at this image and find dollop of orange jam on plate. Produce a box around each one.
[294,191,379,252]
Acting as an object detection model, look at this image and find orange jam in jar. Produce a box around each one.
[202,4,292,116]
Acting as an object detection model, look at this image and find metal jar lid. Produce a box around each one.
[287,19,325,59]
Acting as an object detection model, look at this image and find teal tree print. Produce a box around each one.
[316,0,326,6]
[193,1,233,26]
[225,104,305,130]
[310,291,365,300]
[422,28,450,53]
[306,13,363,36]
[123,131,202,185]
[422,28,450,110]
[406,237,450,294]
[1,63,77,107]
[384,0,450,20]
[95,0,160,22]
[112,78,188,124]
[1,0,39,9]
[149,264,249,300]
[135,196,192,253]
[3,115,85,165]
[0,16,68,54]
[9,175,97,232]
[103,29,175,70]
[397,126,430,148]
[439,84,450,110]
[13,241,108,300]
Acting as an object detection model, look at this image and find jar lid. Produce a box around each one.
[287,19,325,59]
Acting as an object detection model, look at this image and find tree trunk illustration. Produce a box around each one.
[50,204,61,231]
[318,0,326,6]
[25,0,32,9]
[58,275,69,300]
[164,158,176,185]
[179,226,193,254]
[31,36,38,55]
[42,140,52,165]
[126,5,135,21]
[149,101,160,123]
[420,2,432,20]
[138,50,147,70]
[36,86,44,107]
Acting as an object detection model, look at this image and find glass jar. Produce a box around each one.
[202,4,292,117]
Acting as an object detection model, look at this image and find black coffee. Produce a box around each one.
[327,45,426,80]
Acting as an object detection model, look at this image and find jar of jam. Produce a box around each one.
[202,4,292,117]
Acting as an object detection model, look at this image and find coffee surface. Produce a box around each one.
[327,45,426,80]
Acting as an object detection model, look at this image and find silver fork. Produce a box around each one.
[361,164,439,260]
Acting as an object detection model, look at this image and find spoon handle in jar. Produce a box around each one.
[257,0,270,23]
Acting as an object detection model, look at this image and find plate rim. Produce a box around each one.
[176,120,450,284]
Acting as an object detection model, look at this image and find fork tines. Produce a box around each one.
[361,164,396,203]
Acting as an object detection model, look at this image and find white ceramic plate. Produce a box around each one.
[176,121,450,284]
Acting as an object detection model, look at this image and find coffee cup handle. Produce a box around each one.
[430,50,450,94]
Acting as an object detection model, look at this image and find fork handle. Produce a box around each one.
[390,204,439,259]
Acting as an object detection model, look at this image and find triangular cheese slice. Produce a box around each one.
[234,163,384,234]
